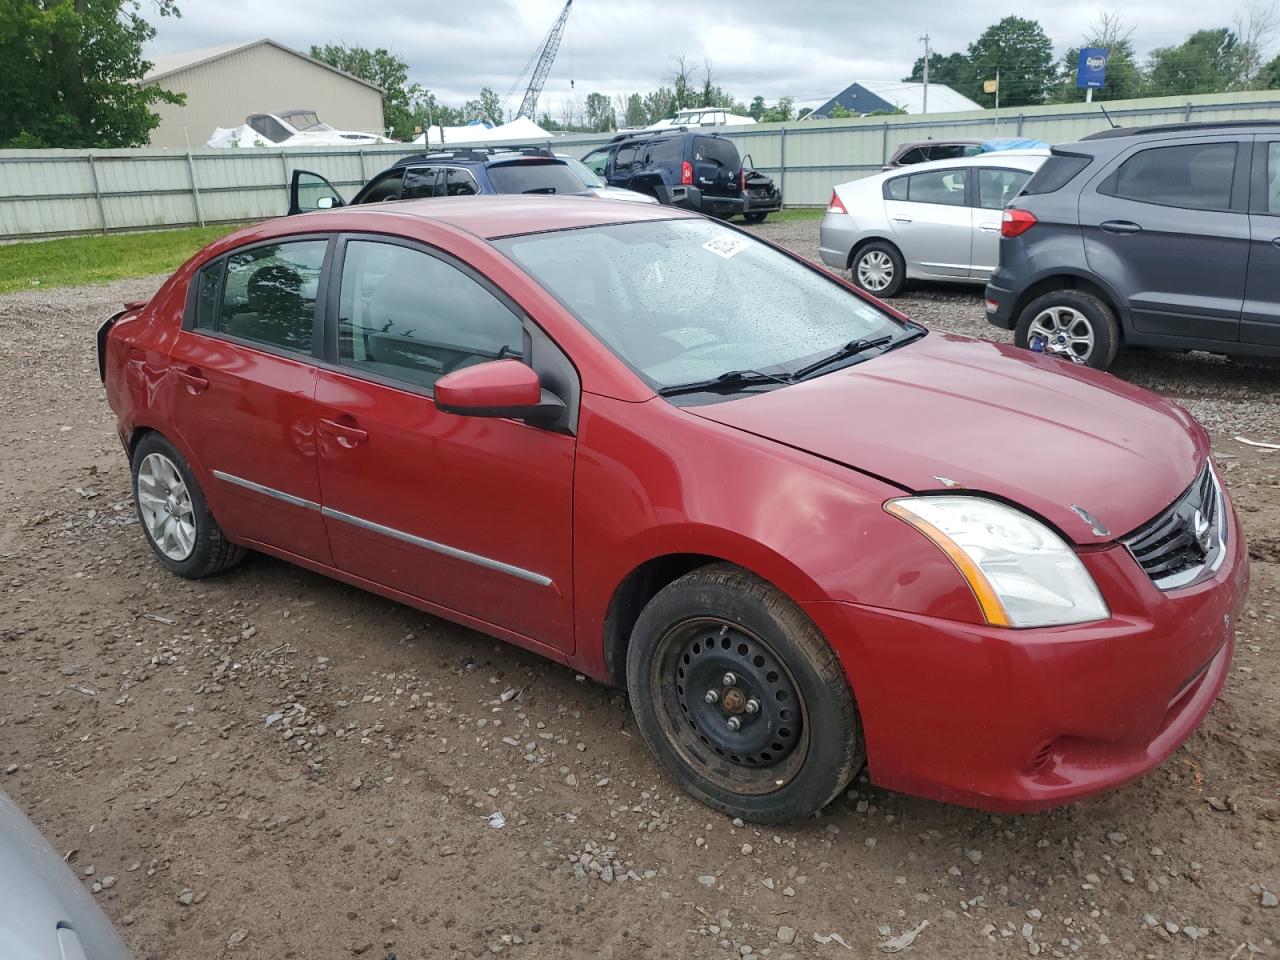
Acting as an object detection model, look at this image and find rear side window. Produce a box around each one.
[486,161,585,195]
[1268,143,1280,213]
[886,176,908,201]
[1101,142,1237,211]
[337,240,524,390]
[694,136,739,168]
[443,168,481,196]
[648,138,684,164]
[977,168,1032,209]
[400,167,437,200]
[902,169,967,206]
[214,241,327,354]
[1020,153,1091,196]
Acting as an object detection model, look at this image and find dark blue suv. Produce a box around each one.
[580,129,782,222]
[289,147,592,213]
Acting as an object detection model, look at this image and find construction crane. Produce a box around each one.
[515,0,573,121]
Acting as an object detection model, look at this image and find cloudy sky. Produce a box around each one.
[145,0,1265,115]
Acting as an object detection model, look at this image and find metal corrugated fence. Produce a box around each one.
[3,90,1279,241]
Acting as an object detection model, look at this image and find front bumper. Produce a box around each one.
[803,502,1250,812]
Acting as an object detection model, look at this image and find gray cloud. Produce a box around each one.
[148,0,1270,116]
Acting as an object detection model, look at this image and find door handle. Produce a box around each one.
[892,216,912,223]
[1100,220,1142,235]
[1272,237,1280,249]
[174,365,209,394]
[319,417,368,448]
[979,222,1001,232]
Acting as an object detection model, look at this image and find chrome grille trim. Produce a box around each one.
[1122,462,1227,590]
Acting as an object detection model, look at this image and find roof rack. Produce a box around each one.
[608,126,688,143]
[396,144,556,165]
[1081,119,1280,141]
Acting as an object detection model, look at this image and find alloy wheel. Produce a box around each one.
[1027,306,1095,363]
[650,616,808,795]
[856,250,894,292]
[136,452,197,561]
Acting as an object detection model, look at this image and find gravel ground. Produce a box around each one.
[0,225,1277,960]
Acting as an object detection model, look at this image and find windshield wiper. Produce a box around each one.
[791,335,896,381]
[657,369,792,398]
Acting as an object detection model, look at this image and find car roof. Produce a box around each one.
[836,149,1047,191]
[1080,120,1280,141]
[305,194,698,240]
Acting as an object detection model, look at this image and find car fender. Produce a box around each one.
[1011,264,1133,331]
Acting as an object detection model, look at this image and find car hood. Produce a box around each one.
[687,333,1208,545]
[591,186,659,204]
[0,790,131,960]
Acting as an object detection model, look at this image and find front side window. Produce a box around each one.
[1104,142,1237,211]
[612,145,641,172]
[1268,142,1279,214]
[214,241,326,354]
[495,219,908,395]
[905,169,967,205]
[581,149,610,175]
[977,168,1032,210]
[337,240,524,391]
[361,169,405,203]
[400,166,437,200]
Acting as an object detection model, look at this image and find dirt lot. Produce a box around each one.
[1,221,1277,960]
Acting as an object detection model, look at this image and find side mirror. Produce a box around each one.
[316,196,335,209]
[434,360,565,423]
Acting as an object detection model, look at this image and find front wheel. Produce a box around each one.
[626,564,863,824]
[1014,290,1120,370]
[743,211,768,224]
[850,241,905,297]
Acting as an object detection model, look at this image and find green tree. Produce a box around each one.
[1050,13,1145,102]
[759,97,794,123]
[585,91,614,132]
[748,95,766,121]
[0,0,184,148]
[671,55,699,109]
[623,93,647,127]
[1147,28,1249,95]
[966,16,1057,106]
[903,51,976,93]
[828,102,856,119]
[643,86,676,123]
[463,86,504,125]
[309,43,432,140]
[1259,53,1280,88]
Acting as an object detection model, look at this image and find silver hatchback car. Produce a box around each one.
[819,150,1047,296]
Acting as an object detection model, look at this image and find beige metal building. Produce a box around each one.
[141,38,385,149]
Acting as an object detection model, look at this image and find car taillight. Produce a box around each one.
[681,161,693,185]
[827,190,847,214]
[739,168,747,192]
[1002,208,1038,237]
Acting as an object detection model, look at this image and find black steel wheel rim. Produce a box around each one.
[650,616,809,796]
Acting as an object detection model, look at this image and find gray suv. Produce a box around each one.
[985,121,1280,369]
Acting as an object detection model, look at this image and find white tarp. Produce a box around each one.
[413,117,554,146]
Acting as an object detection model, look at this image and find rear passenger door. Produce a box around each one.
[1244,138,1280,347]
[1078,138,1250,343]
[970,166,1034,279]
[883,167,972,279]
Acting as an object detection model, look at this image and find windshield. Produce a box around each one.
[495,219,912,397]
[558,155,605,188]
[279,111,324,131]
[486,161,589,195]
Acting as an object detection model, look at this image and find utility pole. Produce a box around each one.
[919,33,931,114]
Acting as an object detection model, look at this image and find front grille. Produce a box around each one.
[1122,463,1226,590]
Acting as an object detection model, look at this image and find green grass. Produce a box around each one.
[763,208,825,223]
[0,225,241,295]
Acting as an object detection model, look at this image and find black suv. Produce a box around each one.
[289,147,591,214]
[581,129,782,222]
[986,121,1280,369]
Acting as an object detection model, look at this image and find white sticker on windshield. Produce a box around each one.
[702,234,750,260]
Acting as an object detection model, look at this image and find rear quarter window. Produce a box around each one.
[1020,153,1091,196]
[647,138,685,164]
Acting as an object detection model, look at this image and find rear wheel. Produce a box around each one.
[131,433,244,579]
[850,241,905,297]
[626,563,862,824]
[1014,289,1120,370]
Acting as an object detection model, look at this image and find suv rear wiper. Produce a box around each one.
[657,369,792,398]
[792,335,897,381]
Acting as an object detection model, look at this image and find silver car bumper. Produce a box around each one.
[818,213,860,269]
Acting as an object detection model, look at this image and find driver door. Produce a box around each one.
[313,235,576,654]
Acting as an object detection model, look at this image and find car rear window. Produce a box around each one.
[693,136,739,169]
[486,161,586,195]
[1020,152,1091,195]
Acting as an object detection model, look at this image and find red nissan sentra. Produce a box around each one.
[98,197,1249,823]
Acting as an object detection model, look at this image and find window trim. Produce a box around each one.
[1096,139,1246,214]
[182,234,335,364]
[1252,138,1280,216]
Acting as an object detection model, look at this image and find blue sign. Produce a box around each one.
[1077,47,1109,89]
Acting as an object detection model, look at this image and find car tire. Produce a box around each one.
[131,433,244,579]
[626,563,863,824]
[850,241,906,297]
[1014,290,1120,370]
[743,211,768,224]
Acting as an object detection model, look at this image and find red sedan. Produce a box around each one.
[99,197,1249,823]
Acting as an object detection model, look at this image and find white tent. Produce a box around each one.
[413,117,554,147]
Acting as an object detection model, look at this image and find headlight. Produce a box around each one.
[886,496,1110,628]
